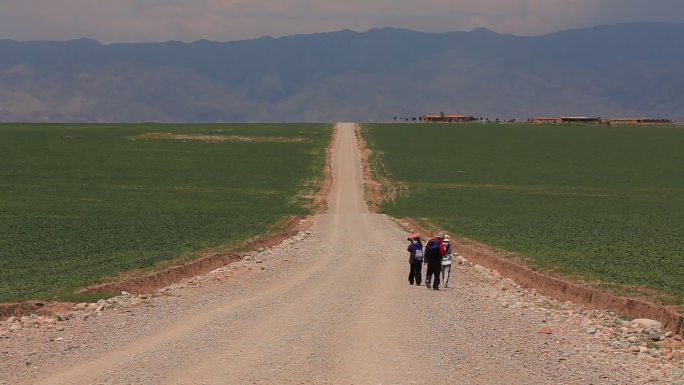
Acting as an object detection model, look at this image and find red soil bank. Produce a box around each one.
[402,218,684,337]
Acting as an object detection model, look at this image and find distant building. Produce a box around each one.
[528,117,562,123]
[560,117,602,124]
[420,113,469,123]
[606,118,677,125]
[528,117,601,124]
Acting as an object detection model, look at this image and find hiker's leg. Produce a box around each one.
[444,265,450,286]
[425,262,432,285]
[408,263,415,284]
[415,263,422,285]
[432,261,440,289]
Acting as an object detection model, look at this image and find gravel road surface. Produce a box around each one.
[1,123,678,384]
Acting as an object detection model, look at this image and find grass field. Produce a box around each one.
[0,123,331,302]
[362,123,684,306]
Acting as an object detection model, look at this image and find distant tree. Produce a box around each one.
[393,116,397,121]
[411,116,417,121]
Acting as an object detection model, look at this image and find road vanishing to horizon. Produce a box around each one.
[1,123,675,385]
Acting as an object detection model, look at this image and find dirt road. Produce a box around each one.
[1,123,674,384]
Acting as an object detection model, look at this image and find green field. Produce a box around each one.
[363,123,684,306]
[0,123,331,302]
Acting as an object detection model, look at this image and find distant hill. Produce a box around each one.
[1,23,683,122]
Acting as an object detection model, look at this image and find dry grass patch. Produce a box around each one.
[134,132,309,143]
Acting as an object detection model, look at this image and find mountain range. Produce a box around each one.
[1,22,683,122]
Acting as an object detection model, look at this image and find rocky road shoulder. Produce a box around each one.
[1,228,682,384]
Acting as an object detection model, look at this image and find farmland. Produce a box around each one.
[0,123,331,303]
[362,123,684,306]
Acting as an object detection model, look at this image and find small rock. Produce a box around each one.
[258,247,265,252]
[647,331,662,341]
[586,327,597,335]
[664,331,673,338]
[538,327,554,335]
[56,325,65,331]
[243,255,254,262]
[627,336,640,343]
[9,324,23,332]
[473,264,487,271]
[632,319,662,331]
[73,303,88,311]
[637,353,657,364]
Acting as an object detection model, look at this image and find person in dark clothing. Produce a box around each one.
[406,233,423,285]
[424,233,446,290]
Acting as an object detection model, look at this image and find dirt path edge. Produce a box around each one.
[355,124,683,337]
[1,125,337,321]
[400,217,684,337]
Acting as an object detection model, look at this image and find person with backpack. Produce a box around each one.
[406,233,423,285]
[424,233,446,290]
[441,234,453,288]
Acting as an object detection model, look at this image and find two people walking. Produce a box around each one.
[407,232,453,290]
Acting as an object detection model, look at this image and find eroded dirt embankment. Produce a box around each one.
[355,124,683,337]
[1,125,337,321]
[401,216,683,337]
[0,216,310,320]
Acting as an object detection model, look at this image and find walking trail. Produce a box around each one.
[1,123,674,384]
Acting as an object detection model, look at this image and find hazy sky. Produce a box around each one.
[1,0,683,43]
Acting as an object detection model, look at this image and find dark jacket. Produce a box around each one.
[424,237,446,260]
[407,240,423,264]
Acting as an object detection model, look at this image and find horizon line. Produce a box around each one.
[1,21,682,46]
